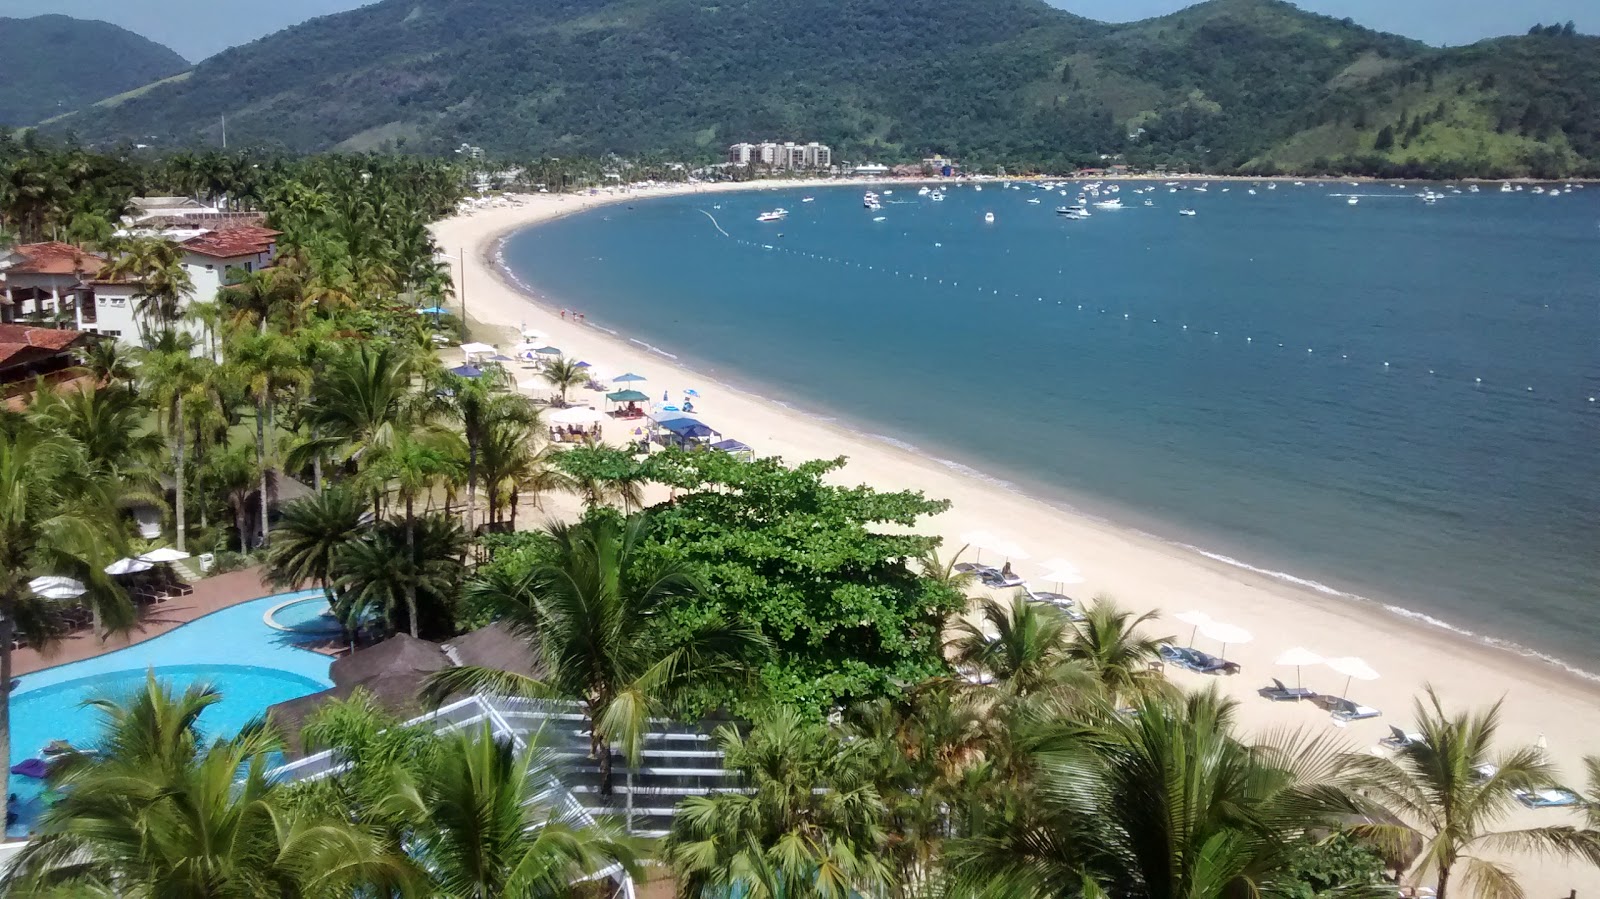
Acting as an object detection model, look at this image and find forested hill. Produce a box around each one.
[36,0,1600,176]
[0,16,188,127]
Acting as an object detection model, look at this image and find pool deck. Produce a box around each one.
[13,569,342,677]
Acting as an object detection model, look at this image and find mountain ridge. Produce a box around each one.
[38,0,1600,176]
[0,15,189,127]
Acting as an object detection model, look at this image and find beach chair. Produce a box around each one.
[1513,787,1583,809]
[1329,698,1382,722]
[1187,649,1241,676]
[1379,726,1424,750]
[1258,678,1316,702]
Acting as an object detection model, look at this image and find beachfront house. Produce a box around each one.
[0,242,106,328]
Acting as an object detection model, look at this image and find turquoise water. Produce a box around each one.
[499,181,1600,672]
[7,591,332,835]
[270,596,344,634]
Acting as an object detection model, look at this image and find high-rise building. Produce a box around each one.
[727,142,755,165]
[729,140,834,170]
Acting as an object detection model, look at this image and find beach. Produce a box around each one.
[434,181,1600,894]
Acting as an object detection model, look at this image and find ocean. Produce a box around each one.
[498,180,1600,673]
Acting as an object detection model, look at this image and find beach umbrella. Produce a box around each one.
[138,547,191,563]
[105,557,154,576]
[535,346,563,356]
[1037,568,1086,592]
[607,389,650,403]
[575,361,593,369]
[1275,646,1324,692]
[1325,655,1379,701]
[447,365,484,378]
[657,404,681,413]
[613,373,648,384]
[685,388,701,398]
[460,342,496,357]
[488,354,516,363]
[958,530,1028,564]
[1174,610,1211,645]
[28,576,86,601]
[1199,621,1253,658]
[548,406,608,425]
[416,306,449,316]
[511,341,542,354]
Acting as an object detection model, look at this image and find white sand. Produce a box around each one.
[435,182,1600,894]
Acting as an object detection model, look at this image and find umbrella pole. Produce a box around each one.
[1188,625,1199,646]
[1342,674,1352,700]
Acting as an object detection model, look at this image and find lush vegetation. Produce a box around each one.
[0,15,188,127]
[35,0,1600,176]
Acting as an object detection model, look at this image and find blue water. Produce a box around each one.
[500,181,1600,672]
[270,596,343,634]
[7,591,332,835]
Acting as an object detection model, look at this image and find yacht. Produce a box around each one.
[872,216,887,222]
[930,190,945,202]
[1248,189,1257,195]
[862,191,879,208]
[1468,184,1480,193]
[1500,183,1513,193]
[1178,209,1197,216]
[917,186,931,196]
[974,184,983,191]
[1056,204,1090,219]
[1093,198,1124,210]
[1347,196,1359,205]
[801,197,815,203]
[984,211,995,223]
[1026,197,1041,204]
[1531,186,1545,195]
[883,189,893,195]
[756,208,788,222]
[1143,199,1154,207]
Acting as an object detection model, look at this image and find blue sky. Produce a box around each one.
[0,0,1589,61]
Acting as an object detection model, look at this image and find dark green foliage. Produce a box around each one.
[1373,125,1395,151]
[0,16,188,126]
[1277,833,1390,899]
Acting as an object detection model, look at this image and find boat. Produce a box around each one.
[984,212,995,223]
[872,216,887,222]
[974,184,983,191]
[1192,187,1208,193]
[1056,205,1090,219]
[1093,198,1124,210]
[930,191,945,202]
[1468,184,1480,193]
[756,209,788,222]
[1248,189,1257,195]
[801,197,815,203]
[917,186,930,196]
[883,189,893,195]
[862,192,879,208]
[1178,209,1197,216]
[1347,196,1359,205]
[1531,186,1545,195]
[1026,197,1041,204]
[1143,200,1154,207]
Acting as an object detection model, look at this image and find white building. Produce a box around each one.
[727,142,755,165]
[728,140,833,171]
[0,242,105,328]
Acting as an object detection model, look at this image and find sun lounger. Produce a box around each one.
[1379,726,1424,750]
[1513,787,1583,809]
[1026,590,1087,621]
[1158,643,1241,676]
[1258,678,1317,702]
[956,562,1024,589]
[1327,698,1382,722]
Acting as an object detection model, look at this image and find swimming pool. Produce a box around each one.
[266,594,345,635]
[7,590,334,836]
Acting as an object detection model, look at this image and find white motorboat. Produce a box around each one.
[1093,198,1124,209]
[1178,209,1197,216]
[984,212,995,223]
[1056,205,1090,219]
[801,197,815,203]
[873,216,887,222]
[1248,189,1257,195]
[974,184,984,191]
[862,192,879,208]
[757,209,788,222]
[1347,196,1359,205]
[1143,200,1154,207]
[930,191,945,201]
[1027,197,1041,204]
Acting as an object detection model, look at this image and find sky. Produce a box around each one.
[0,0,1589,60]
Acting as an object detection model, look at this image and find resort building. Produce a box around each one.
[727,140,833,171]
[0,242,106,328]
[0,323,92,410]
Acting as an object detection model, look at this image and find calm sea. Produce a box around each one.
[499,181,1600,672]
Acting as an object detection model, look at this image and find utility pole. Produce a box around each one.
[221,114,227,149]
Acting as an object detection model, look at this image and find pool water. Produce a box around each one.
[269,596,344,634]
[6,591,334,837]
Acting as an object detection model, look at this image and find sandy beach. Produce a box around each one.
[434,180,1600,894]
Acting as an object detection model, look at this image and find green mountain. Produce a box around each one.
[0,15,189,127]
[39,0,1599,176]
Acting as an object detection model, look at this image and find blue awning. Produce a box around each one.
[448,365,483,378]
[661,418,720,439]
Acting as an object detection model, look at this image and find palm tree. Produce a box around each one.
[1062,595,1170,704]
[949,687,1363,899]
[74,339,134,388]
[3,675,417,897]
[101,235,193,336]
[949,593,1081,696]
[367,432,456,637]
[436,376,534,531]
[334,514,466,640]
[426,513,768,793]
[28,382,163,484]
[266,485,368,630]
[224,324,303,548]
[541,356,588,406]
[201,442,260,552]
[665,708,894,899]
[413,724,638,896]
[476,413,553,526]
[1348,687,1600,899]
[137,329,205,552]
[300,343,417,511]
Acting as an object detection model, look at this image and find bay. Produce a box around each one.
[500,181,1600,670]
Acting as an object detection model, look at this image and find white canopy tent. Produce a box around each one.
[459,342,497,357]
[28,576,86,601]
[547,406,609,425]
[105,557,154,576]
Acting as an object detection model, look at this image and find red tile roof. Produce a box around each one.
[4,242,105,277]
[180,225,281,259]
[0,323,85,351]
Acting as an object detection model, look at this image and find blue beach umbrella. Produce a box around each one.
[448,365,484,378]
[535,346,563,356]
[575,361,592,369]
[613,373,647,384]
[684,388,701,398]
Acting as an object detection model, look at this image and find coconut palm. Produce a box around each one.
[948,687,1363,899]
[436,375,535,530]
[365,431,457,637]
[425,513,768,793]
[665,708,894,899]
[224,324,306,549]
[74,339,135,388]
[28,382,162,485]
[477,413,559,526]
[101,235,193,335]
[200,442,260,552]
[299,343,418,508]
[1347,687,1600,899]
[1062,595,1170,704]
[541,356,588,406]
[3,675,417,897]
[333,513,466,640]
[949,593,1082,696]
[266,485,369,631]
[137,329,205,552]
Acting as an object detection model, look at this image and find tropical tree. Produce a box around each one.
[28,382,162,486]
[3,676,417,897]
[948,687,1365,899]
[365,431,457,637]
[426,513,768,792]
[552,444,649,511]
[436,375,534,530]
[333,513,466,640]
[299,343,417,511]
[266,485,368,632]
[224,324,304,548]
[540,356,588,406]
[100,235,193,336]
[949,594,1081,697]
[1348,688,1600,899]
[137,329,205,552]
[476,413,553,526]
[1062,595,1170,704]
[665,708,894,899]
[74,338,135,388]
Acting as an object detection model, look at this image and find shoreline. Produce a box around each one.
[435,180,1600,893]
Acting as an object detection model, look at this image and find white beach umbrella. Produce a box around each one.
[959,530,1029,564]
[1174,610,1211,645]
[1037,568,1086,589]
[1275,646,1324,691]
[548,406,608,425]
[1199,621,1253,658]
[28,576,86,601]
[511,341,543,354]
[516,377,544,392]
[138,547,191,564]
[459,342,496,357]
[1037,556,1081,573]
[1324,655,1379,700]
[105,557,154,576]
